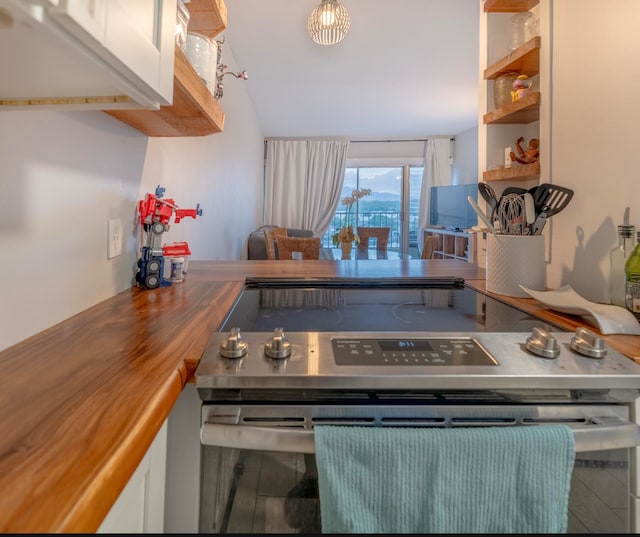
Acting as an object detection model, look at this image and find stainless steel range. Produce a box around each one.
[195,277,640,534]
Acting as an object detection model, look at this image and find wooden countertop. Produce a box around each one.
[0,259,638,532]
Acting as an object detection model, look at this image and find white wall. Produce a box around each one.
[0,40,264,352]
[548,0,640,302]
[451,126,478,185]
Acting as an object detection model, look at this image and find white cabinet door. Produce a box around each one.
[98,420,167,533]
[103,0,176,104]
[49,0,175,105]
[51,0,108,43]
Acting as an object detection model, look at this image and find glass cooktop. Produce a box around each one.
[219,277,563,334]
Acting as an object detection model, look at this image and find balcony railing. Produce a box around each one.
[322,211,420,250]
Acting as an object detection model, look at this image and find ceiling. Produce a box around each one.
[222,0,480,139]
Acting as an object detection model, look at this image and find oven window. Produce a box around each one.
[199,445,629,533]
[200,447,321,533]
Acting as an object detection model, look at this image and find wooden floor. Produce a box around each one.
[217,450,630,534]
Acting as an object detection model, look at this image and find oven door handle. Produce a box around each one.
[201,417,640,454]
[202,423,316,454]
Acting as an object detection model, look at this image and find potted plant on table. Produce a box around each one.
[332,187,371,258]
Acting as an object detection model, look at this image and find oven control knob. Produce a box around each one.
[570,327,607,359]
[264,328,292,359]
[219,327,248,359]
[525,326,560,359]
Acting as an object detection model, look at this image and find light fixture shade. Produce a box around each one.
[307,0,351,46]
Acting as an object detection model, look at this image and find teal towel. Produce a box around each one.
[315,425,575,534]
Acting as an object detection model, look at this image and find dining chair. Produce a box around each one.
[421,235,440,259]
[276,236,321,260]
[357,227,390,254]
[263,227,288,260]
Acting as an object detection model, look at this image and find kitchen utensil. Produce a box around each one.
[477,183,499,223]
[523,192,536,233]
[467,195,496,234]
[532,183,574,213]
[501,186,527,197]
[497,193,526,234]
[530,183,575,235]
[498,187,528,225]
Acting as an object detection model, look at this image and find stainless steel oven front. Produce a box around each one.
[194,280,640,534]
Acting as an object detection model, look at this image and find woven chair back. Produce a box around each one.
[276,236,321,260]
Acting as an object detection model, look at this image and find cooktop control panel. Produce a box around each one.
[196,329,640,393]
[331,337,498,366]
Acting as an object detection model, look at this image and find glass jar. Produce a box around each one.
[493,72,519,109]
[185,33,219,91]
[507,12,534,51]
[175,0,190,53]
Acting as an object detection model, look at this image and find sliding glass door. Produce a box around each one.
[324,165,424,257]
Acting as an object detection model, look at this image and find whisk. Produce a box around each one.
[497,193,526,234]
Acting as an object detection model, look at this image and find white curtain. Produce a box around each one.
[264,139,349,235]
[417,138,452,254]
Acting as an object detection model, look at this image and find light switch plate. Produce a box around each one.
[504,147,512,168]
[107,218,122,259]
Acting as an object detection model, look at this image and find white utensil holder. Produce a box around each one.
[486,234,545,297]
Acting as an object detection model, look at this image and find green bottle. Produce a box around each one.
[625,231,640,319]
[610,225,636,306]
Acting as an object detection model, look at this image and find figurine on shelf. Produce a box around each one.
[511,74,532,101]
[510,137,539,165]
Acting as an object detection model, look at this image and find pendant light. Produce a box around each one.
[307,0,351,46]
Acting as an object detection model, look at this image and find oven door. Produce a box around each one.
[198,402,640,534]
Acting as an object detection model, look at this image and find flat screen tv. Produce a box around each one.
[429,184,477,230]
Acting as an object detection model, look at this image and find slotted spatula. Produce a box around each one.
[530,183,574,235]
[477,183,499,223]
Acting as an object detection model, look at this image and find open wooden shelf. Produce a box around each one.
[484,37,540,79]
[187,0,227,37]
[105,47,224,136]
[482,2,541,190]
[104,0,227,137]
[484,0,539,12]
[483,91,540,124]
[482,161,540,182]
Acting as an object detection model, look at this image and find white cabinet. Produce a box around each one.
[0,0,175,110]
[164,384,202,533]
[98,420,167,534]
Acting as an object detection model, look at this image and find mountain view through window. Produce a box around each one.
[322,166,424,257]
